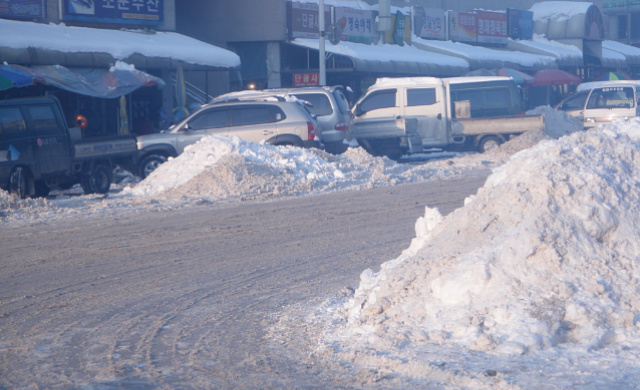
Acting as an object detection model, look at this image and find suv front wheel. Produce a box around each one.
[139,154,168,178]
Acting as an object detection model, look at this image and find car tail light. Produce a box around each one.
[307,121,317,140]
[335,121,349,131]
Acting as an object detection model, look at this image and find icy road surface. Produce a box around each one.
[0,176,486,389]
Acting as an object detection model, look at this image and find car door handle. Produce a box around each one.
[262,130,274,135]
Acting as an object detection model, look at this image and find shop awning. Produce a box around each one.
[507,36,583,68]
[603,40,640,67]
[289,38,469,77]
[0,19,240,70]
[413,37,558,72]
[17,62,165,98]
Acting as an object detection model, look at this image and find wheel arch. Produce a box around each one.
[267,134,305,147]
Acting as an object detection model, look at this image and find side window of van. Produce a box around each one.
[359,89,396,113]
[558,91,589,111]
[407,88,436,106]
[25,105,62,135]
[231,106,276,126]
[0,107,27,138]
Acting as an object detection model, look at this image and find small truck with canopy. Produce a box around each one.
[0,96,137,198]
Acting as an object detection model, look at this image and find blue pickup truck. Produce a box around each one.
[0,96,137,198]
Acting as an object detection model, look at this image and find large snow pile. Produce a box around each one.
[322,119,640,364]
[0,106,579,225]
[128,106,578,203]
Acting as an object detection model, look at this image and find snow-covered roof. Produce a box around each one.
[530,1,594,22]
[290,38,470,77]
[507,35,583,68]
[0,18,240,70]
[413,37,558,71]
[603,40,640,66]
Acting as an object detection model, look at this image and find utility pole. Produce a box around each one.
[319,0,326,86]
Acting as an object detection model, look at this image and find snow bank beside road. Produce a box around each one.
[315,120,640,388]
[0,106,579,226]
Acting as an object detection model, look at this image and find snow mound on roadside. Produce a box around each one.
[333,125,640,356]
[128,107,579,202]
[0,189,51,215]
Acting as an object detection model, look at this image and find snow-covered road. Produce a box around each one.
[0,176,486,389]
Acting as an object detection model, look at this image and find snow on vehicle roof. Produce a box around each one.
[371,76,514,89]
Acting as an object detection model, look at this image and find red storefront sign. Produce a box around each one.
[293,72,319,86]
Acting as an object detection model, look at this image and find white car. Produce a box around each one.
[136,99,320,178]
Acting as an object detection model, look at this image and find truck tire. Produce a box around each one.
[139,154,167,179]
[34,180,50,198]
[323,142,348,155]
[9,166,31,199]
[362,138,403,161]
[81,165,112,195]
[478,136,503,153]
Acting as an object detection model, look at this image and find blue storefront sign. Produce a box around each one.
[0,0,46,19]
[507,8,533,40]
[64,0,164,25]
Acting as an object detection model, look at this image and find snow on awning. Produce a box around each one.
[602,47,628,69]
[507,36,583,68]
[0,19,240,70]
[413,37,558,72]
[23,62,165,99]
[603,40,640,67]
[289,38,469,77]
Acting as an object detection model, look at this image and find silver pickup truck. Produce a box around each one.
[350,76,545,160]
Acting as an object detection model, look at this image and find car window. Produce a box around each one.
[558,91,589,111]
[359,89,396,113]
[586,87,634,109]
[291,93,333,116]
[407,88,437,106]
[24,105,61,135]
[0,107,27,138]
[189,108,228,130]
[231,106,274,126]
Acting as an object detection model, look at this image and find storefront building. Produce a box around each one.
[175,0,640,106]
[0,0,240,136]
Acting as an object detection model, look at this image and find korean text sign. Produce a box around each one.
[65,0,164,25]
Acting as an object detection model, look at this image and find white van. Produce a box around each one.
[556,80,640,129]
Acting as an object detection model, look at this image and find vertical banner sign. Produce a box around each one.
[0,0,46,19]
[507,9,533,39]
[393,11,405,46]
[476,10,508,45]
[418,7,445,40]
[334,7,375,43]
[288,2,331,40]
[449,11,477,43]
[65,0,164,25]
